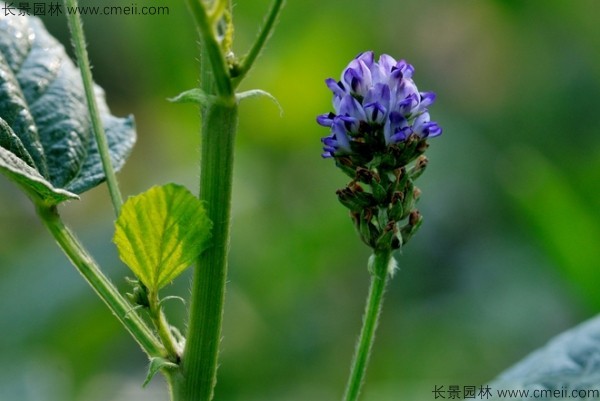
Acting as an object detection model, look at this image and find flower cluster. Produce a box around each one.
[318,51,441,161]
[317,52,442,252]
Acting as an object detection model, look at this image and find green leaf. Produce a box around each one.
[114,184,212,291]
[0,145,76,204]
[0,11,135,204]
[143,357,179,387]
[490,315,600,400]
[168,88,218,106]
[236,89,283,116]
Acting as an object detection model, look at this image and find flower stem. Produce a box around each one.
[178,100,238,401]
[63,0,123,216]
[343,250,392,401]
[36,204,165,358]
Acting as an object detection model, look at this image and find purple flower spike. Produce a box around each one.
[318,51,441,159]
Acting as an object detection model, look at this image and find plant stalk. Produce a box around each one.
[232,0,285,88]
[63,0,124,216]
[36,204,165,358]
[178,100,238,401]
[149,291,182,360]
[343,250,392,401]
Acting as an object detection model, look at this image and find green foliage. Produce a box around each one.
[0,11,135,204]
[114,184,212,292]
[491,314,600,400]
[169,88,218,106]
[144,357,179,388]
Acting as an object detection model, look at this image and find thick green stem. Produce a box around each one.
[178,101,238,401]
[63,0,123,215]
[36,204,165,358]
[184,0,233,97]
[343,250,392,401]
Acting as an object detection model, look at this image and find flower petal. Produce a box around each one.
[338,94,366,120]
[326,78,347,98]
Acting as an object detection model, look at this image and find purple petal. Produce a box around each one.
[398,93,419,115]
[364,102,386,124]
[390,126,412,143]
[326,78,346,98]
[317,113,335,127]
[396,78,419,101]
[421,122,442,138]
[412,112,433,137]
[397,60,414,79]
[338,95,367,120]
[364,83,391,112]
[378,54,397,73]
[321,135,337,147]
[338,115,360,134]
[356,51,375,68]
[384,111,408,144]
[357,60,372,93]
[343,67,362,93]
[332,117,352,152]
[419,92,436,108]
[413,111,430,129]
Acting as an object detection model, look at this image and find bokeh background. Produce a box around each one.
[1,0,600,400]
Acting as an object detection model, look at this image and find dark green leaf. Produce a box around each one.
[0,11,135,204]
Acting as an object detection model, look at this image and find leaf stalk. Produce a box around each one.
[63,0,124,216]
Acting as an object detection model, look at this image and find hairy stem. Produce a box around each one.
[184,0,233,97]
[63,0,123,215]
[36,204,165,358]
[178,100,238,401]
[343,250,392,401]
[149,291,181,361]
[232,0,285,88]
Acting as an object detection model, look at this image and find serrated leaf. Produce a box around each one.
[490,315,600,400]
[0,9,135,204]
[143,357,178,387]
[114,184,212,291]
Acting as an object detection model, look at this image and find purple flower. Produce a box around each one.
[317,51,441,159]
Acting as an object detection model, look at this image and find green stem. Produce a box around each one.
[232,0,285,88]
[63,0,123,216]
[184,0,233,97]
[36,204,165,358]
[178,101,238,401]
[148,291,181,361]
[343,250,392,401]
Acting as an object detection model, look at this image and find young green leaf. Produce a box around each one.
[236,89,283,116]
[114,184,212,291]
[143,357,179,387]
[0,9,135,204]
[168,88,218,106]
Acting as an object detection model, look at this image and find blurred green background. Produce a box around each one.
[2,0,600,400]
